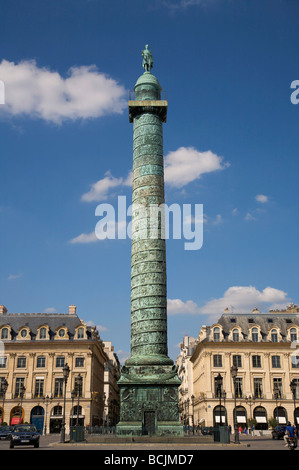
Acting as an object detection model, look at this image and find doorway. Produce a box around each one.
[143,411,156,436]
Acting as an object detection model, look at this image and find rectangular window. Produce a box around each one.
[15,377,25,398]
[75,357,85,368]
[253,378,263,398]
[74,376,83,397]
[235,377,243,398]
[17,357,26,368]
[55,356,65,368]
[34,379,44,398]
[272,356,281,368]
[54,378,64,398]
[233,355,242,368]
[0,357,7,368]
[291,355,299,369]
[36,356,46,368]
[273,378,283,398]
[252,355,261,368]
[213,355,222,367]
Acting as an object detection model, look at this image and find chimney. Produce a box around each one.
[0,305,7,314]
[69,305,76,314]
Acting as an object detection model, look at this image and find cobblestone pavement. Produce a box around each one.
[0,434,296,451]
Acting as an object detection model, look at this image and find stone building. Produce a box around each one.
[103,341,121,426]
[176,335,196,425]
[190,305,299,431]
[0,304,115,433]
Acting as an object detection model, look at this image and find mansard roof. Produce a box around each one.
[0,311,93,341]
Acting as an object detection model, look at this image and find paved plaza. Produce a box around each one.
[0,433,296,452]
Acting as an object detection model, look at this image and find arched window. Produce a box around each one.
[271,329,278,342]
[232,329,239,342]
[77,327,84,339]
[290,328,297,342]
[252,328,258,342]
[213,327,221,342]
[39,327,47,339]
[52,406,62,416]
[1,328,8,340]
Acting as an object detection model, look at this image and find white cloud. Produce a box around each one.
[81,171,132,203]
[167,298,201,315]
[245,212,256,221]
[80,146,227,205]
[199,285,289,316]
[69,231,98,244]
[168,286,289,321]
[255,194,269,203]
[0,59,127,123]
[8,273,22,280]
[43,307,57,313]
[86,320,108,332]
[164,147,228,188]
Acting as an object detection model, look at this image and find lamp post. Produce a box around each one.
[71,389,76,427]
[215,373,223,426]
[76,374,83,426]
[231,365,240,444]
[19,384,26,424]
[245,395,255,433]
[42,395,52,435]
[60,363,70,443]
[274,389,279,424]
[1,379,8,425]
[191,395,195,434]
[290,379,297,427]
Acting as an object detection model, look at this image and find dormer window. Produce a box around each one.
[252,328,259,342]
[20,329,27,338]
[40,327,47,339]
[59,329,66,338]
[271,329,278,343]
[1,328,8,340]
[290,328,297,342]
[77,327,85,339]
[232,329,239,342]
[213,327,221,342]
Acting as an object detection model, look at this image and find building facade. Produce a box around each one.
[176,335,196,426]
[190,305,299,431]
[0,304,116,434]
[103,341,121,426]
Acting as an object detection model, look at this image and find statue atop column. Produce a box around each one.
[142,44,153,72]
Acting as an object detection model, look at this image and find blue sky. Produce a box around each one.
[0,0,298,362]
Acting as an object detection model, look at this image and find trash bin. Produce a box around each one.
[213,426,230,444]
[70,426,85,442]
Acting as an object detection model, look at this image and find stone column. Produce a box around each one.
[116,46,183,437]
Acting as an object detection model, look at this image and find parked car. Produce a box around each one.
[272,425,286,440]
[9,424,40,448]
[0,426,14,440]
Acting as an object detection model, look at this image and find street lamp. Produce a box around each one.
[1,379,8,425]
[290,379,297,427]
[245,395,255,432]
[76,374,83,426]
[19,384,26,424]
[215,373,223,426]
[231,365,240,444]
[42,395,52,435]
[60,363,70,443]
[191,395,195,434]
[71,389,76,427]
